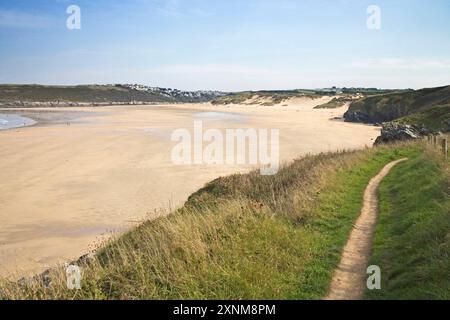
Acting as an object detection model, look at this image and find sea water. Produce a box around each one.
[0,114,36,130]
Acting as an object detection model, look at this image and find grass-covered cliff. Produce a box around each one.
[344,85,450,133]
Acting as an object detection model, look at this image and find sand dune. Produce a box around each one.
[0,101,380,278]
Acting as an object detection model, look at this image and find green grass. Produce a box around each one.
[365,147,450,300]
[393,105,450,132]
[0,144,423,300]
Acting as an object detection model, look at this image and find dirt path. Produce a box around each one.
[325,158,408,300]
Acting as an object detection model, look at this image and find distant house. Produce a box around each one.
[315,87,343,95]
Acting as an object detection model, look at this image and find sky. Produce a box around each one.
[0,0,449,91]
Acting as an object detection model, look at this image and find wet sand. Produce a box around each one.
[0,100,380,278]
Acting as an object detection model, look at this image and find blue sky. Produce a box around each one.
[0,0,449,91]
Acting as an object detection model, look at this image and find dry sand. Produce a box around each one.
[0,99,380,278]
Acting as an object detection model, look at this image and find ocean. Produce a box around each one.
[0,114,36,130]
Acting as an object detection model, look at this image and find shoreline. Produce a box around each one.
[0,114,37,131]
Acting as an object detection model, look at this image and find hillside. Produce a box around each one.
[212,88,405,107]
[1,141,448,300]
[0,84,226,107]
[211,90,320,106]
[344,85,450,132]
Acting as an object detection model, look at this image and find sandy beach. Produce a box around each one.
[0,98,380,278]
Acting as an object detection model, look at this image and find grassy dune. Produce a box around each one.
[2,142,444,300]
[211,90,319,106]
[313,96,354,109]
[366,146,450,299]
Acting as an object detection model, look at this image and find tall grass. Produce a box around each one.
[0,144,420,300]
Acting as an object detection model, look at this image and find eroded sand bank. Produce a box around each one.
[0,100,380,278]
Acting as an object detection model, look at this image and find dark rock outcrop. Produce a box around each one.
[343,110,375,123]
[374,123,429,144]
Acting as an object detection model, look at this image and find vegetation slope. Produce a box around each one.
[344,85,450,132]
[0,84,223,105]
[211,90,320,106]
[212,89,406,108]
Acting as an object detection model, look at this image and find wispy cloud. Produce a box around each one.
[157,0,180,16]
[351,58,450,70]
[155,0,211,17]
[136,64,304,91]
[0,9,54,29]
